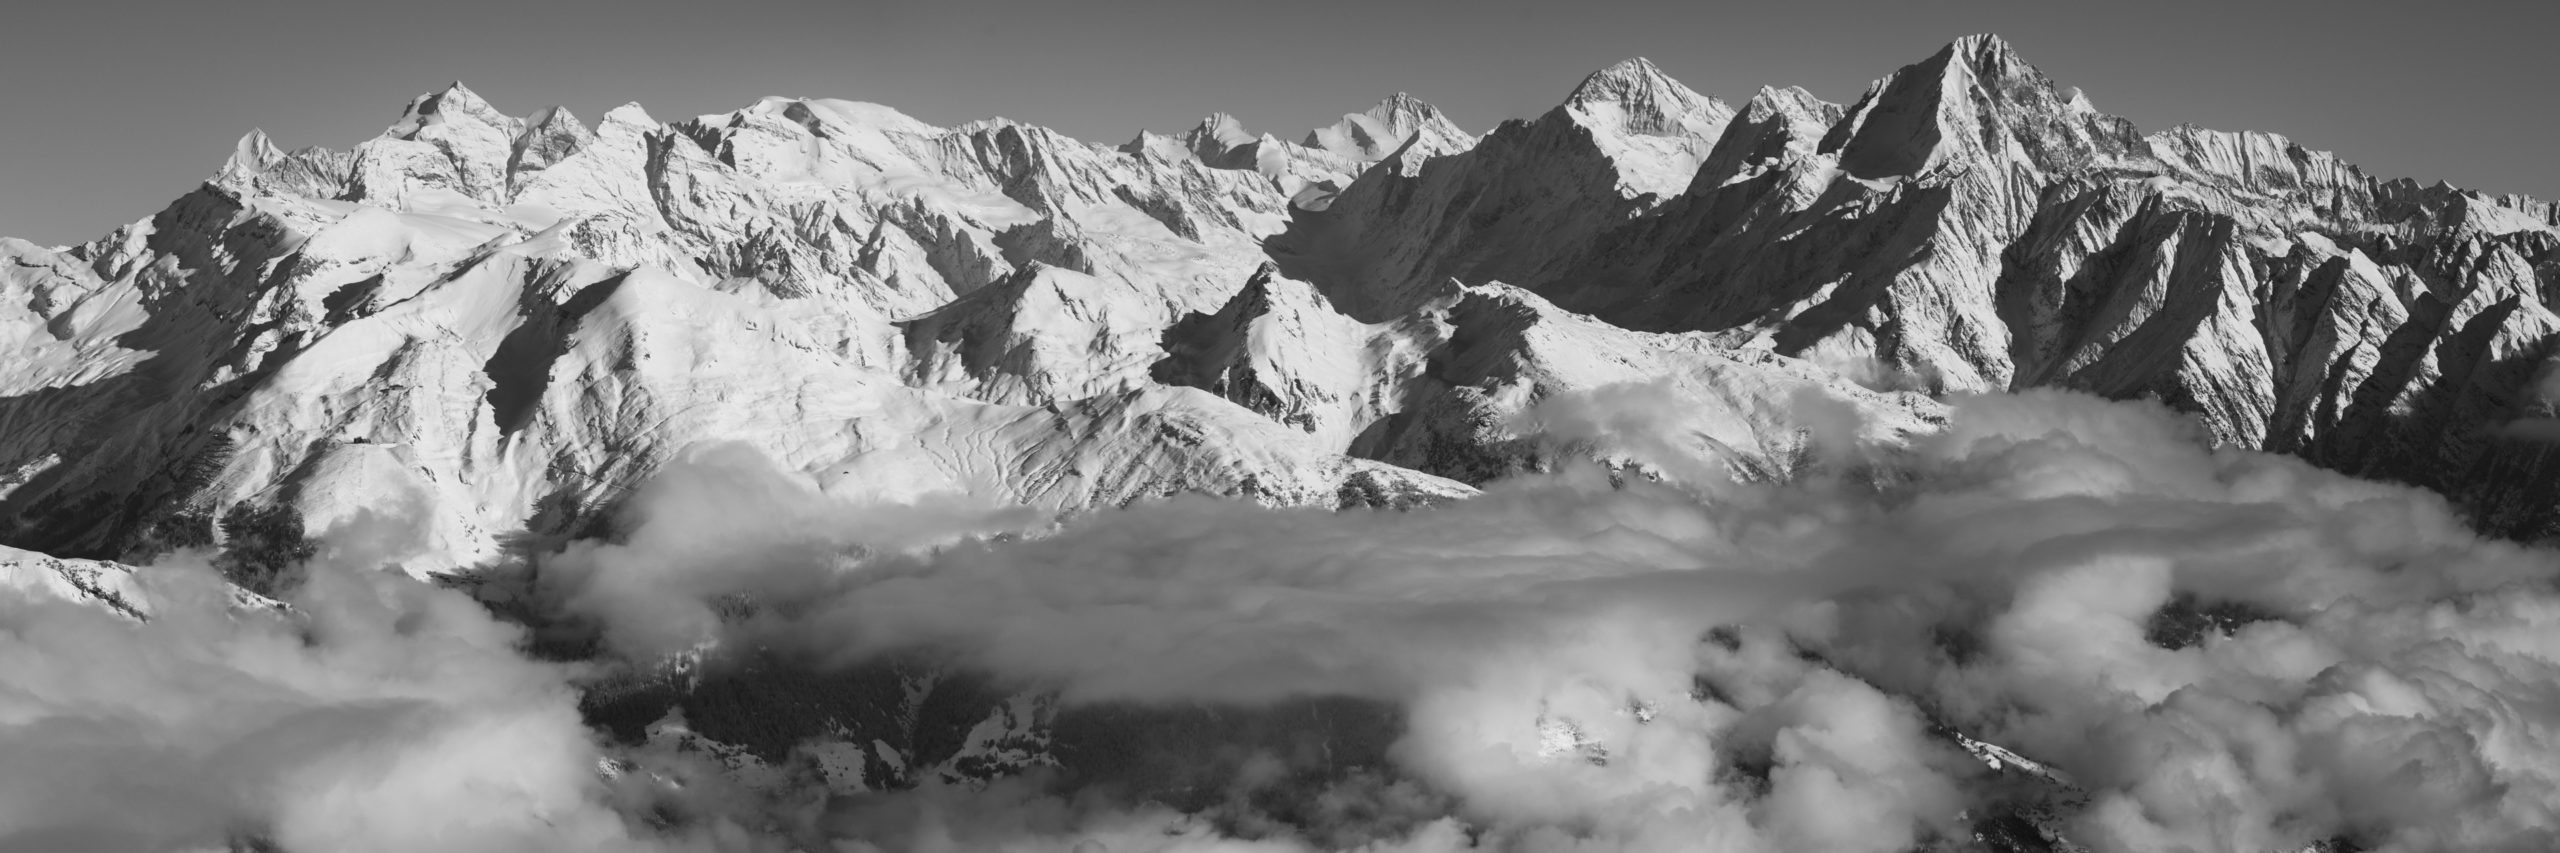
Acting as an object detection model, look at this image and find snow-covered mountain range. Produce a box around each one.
[6,35,2553,575]
[4,33,2557,852]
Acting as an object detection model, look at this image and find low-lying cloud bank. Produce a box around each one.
[0,556,705,852]
[5,388,2558,852]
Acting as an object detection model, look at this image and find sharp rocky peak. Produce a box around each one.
[1176,112,1266,168]
[1296,93,1472,168]
[387,81,515,138]
[516,105,594,142]
[1366,93,1446,126]
[1563,57,1727,136]
[1737,85,1840,123]
[1849,33,2053,107]
[226,128,283,169]
[1913,32,2062,103]
[1941,33,2031,74]
[1566,57,1683,104]
[1183,113,1259,148]
[1817,32,2144,180]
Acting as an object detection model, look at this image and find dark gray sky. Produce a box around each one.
[3,0,2550,244]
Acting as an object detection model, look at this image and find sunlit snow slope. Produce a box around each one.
[3,34,2557,577]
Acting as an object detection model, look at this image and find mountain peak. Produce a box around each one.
[1562,57,1724,137]
[1816,32,2120,179]
[1947,33,2016,57]
[1300,93,1471,165]
[387,81,510,138]
[1367,94,1460,137]
[214,128,284,188]
[1740,86,1837,122]
[1186,113,1257,147]
[233,128,279,162]
[1928,33,2039,87]
[423,81,500,116]
[1176,113,1264,169]
[1566,57,1679,106]
[1369,92,1438,122]
[600,102,657,129]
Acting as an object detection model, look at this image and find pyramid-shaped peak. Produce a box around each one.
[388,81,512,138]
[1843,33,2062,123]
[1741,85,1838,119]
[1301,93,1470,162]
[1564,57,1727,137]
[1369,92,1441,120]
[1567,57,1699,107]
[1927,33,2041,84]
[1948,33,2018,56]
[217,128,284,183]
[525,105,582,129]
[234,128,280,160]
[418,81,503,117]
[520,105,591,138]
[1363,93,1464,138]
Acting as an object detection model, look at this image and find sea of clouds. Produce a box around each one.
[3,387,2557,852]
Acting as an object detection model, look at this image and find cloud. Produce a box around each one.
[0,549,736,852]
[731,388,2560,851]
[13,385,2560,851]
[1793,391,2560,852]
[533,440,1040,663]
[533,387,1987,849]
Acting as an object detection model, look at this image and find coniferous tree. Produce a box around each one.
[214,503,317,596]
